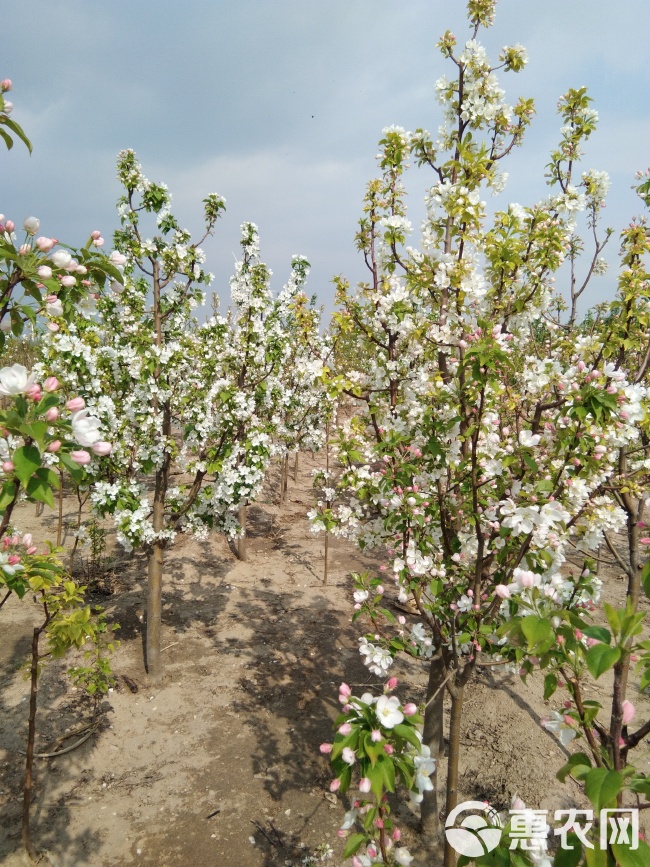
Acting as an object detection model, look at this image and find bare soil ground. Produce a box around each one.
[1,453,649,866]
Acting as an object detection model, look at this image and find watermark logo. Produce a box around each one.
[445,801,640,857]
[445,800,503,857]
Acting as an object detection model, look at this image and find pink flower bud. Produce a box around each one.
[90,230,102,240]
[371,729,382,742]
[43,376,59,393]
[45,407,60,422]
[622,700,635,725]
[7,554,20,565]
[383,744,394,754]
[66,397,85,411]
[403,703,417,716]
[319,743,332,754]
[46,322,60,332]
[37,265,53,280]
[392,829,401,842]
[70,449,91,465]
[5,220,15,232]
[329,779,340,792]
[2,461,14,473]
[27,546,37,555]
[59,275,76,288]
[338,723,351,736]
[47,440,62,453]
[91,441,112,456]
[1,80,12,92]
[92,236,105,248]
[339,682,352,698]
[22,533,32,547]
[640,537,650,545]
[25,383,41,399]
[35,236,56,253]
[386,677,398,690]
[359,777,371,793]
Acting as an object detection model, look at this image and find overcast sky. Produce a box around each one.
[3,0,649,315]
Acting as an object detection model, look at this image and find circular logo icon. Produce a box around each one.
[445,800,503,857]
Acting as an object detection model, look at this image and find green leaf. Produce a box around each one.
[544,672,558,701]
[380,754,395,793]
[12,444,42,487]
[603,603,620,636]
[58,452,85,484]
[586,644,620,680]
[611,839,650,867]
[393,723,423,750]
[584,846,611,867]
[521,616,553,651]
[342,834,367,860]
[367,759,386,801]
[581,626,611,645]
[0,480,18,512]
[584,767,622,812]
[553,832,584,866]
[25,474,55,509]
[0,127,13,149]
[0,116,32,153]
[557,752,592,783]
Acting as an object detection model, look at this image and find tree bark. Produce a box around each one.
[146,475,166,683]
[22,627,41,862]
[420,649,446,859]
[444,684,466,867]
[236,503,247,561]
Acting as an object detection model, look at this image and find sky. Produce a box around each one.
[2,0,649,317]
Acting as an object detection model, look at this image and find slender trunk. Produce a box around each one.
[323,532,329,586]
[146,476,166,683]
[22,627,41,862]
[282,454,289,502]
[56,470,64,547]
[293,451,299,482]
[444,685,465,867]
[420,650,446,857]
[236,504,247,562]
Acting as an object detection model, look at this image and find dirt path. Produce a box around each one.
[1,454,648,866]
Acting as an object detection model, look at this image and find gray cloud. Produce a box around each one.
[3,0,648,313]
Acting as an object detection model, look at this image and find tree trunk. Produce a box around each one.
[293,451,299,482]
[146,481,166,683]
[236,504,247,561]
[280,454,289,504]
[444,684,466,867]
[22,627,40,862]
[420,650,446,856]
[323,533,329,585]
[146,538,164,683]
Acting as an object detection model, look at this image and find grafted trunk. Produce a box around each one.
[236,503,248,561]
[146,477,166,683]
[22,627,41,862]
[420,650,445,858]
[444,684,466,867]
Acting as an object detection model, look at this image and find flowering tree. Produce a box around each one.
[44,152,328,680]
[315,1,649,863]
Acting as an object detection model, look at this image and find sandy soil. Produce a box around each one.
[0,453,648,866]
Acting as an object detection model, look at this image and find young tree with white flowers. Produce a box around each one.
[45,153,328,681]
[317,2,650,863]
